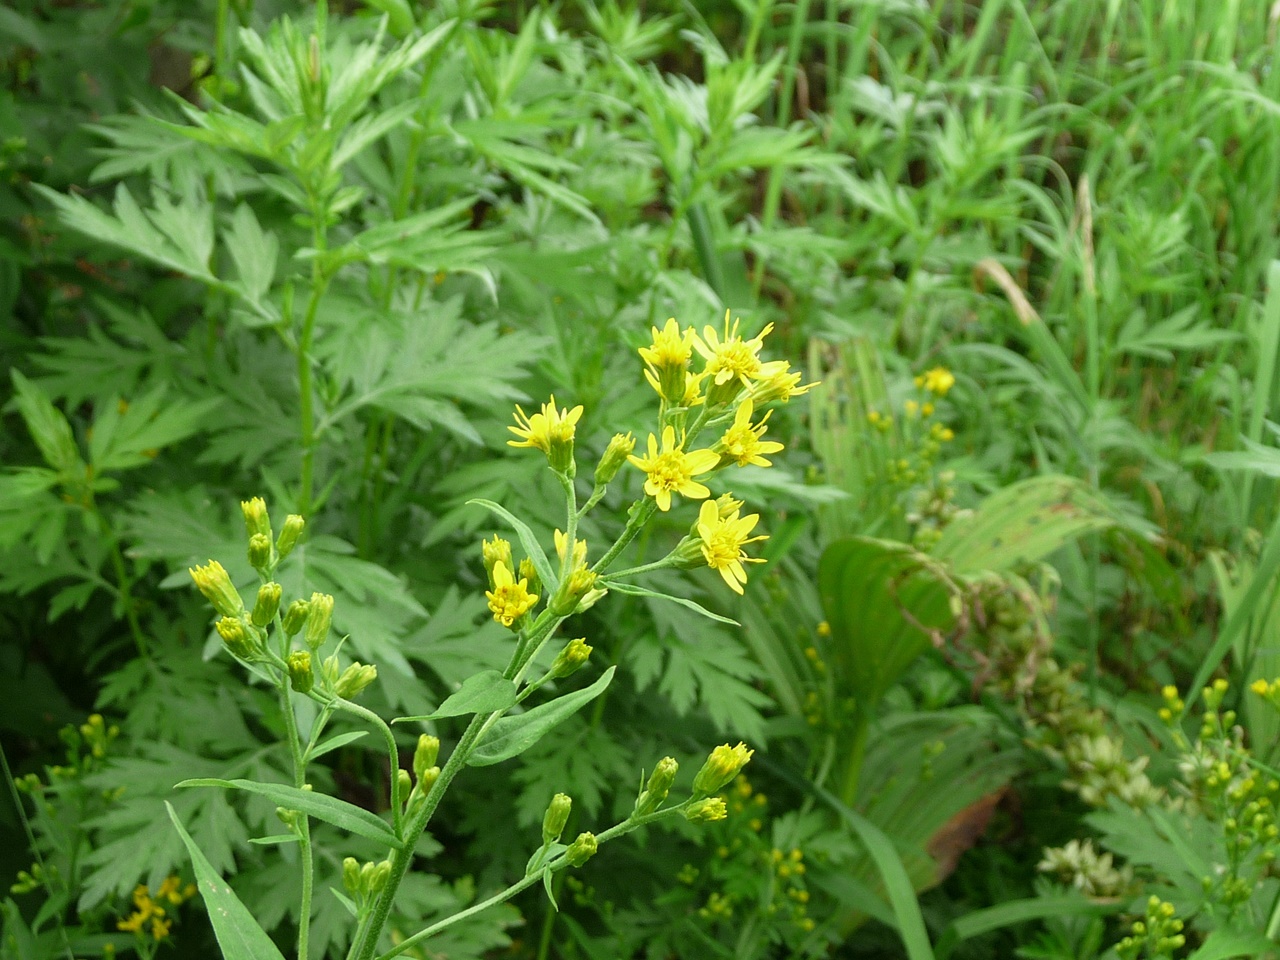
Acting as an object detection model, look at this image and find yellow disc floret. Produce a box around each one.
[627,426,720,512]
[696,499,767,594]
[485,560,539,627]
[719,400,784,467]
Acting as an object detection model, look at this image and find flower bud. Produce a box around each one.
[248,533,272,572]
[593,433,635,487]
[685,797,728,824]
[287,650,313,693]
[551,567,599,616]
[518,557,541,597]
[413,735,440,781]
[564,831,597,867]
[369,860,391,895]
[360,861,376,894]
[251,582,282,627]
[482,537,513,589]
[322,654,340,689]
[241,497,272,540]
[542,793,572,846]
[335,662,377,699]
[549,638,592,679]
[396,768,412,799]
[634,757,678,816]
[693,742,754,796]
[190,560,245,618]
[276,514,305,559]
[342,857,360,895]
[305,593,334,649]
[282,599,310,637]
[216,616,257,659]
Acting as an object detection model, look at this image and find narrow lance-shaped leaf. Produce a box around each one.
[393,670,518,723]
[468,667,616,767]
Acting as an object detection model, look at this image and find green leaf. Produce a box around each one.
[165,801,288,960]
[931,475,1121,574]
[468,667,616,767]
[247,834,299,846]
[308,731,369,760]
[818,537,955,709]
[10,369,83,476]
[935,895,1113,960]
[467,498,558,594]
[176,778,401,848]
[224,204,279,308]
[88,390,223,474]
[604,580,739,625]
[394,670,517,722]
[1186,929,1279,960]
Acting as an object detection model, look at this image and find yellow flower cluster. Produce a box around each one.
[117,876,194,941]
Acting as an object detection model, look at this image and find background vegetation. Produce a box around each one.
[4,0,1280,957]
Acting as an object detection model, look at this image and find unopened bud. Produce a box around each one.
[286,650,313,693]
[276,806,298,828]
[282,599,310,637]
[413,735,440,781]
[216,616,256,659]
[564,831,597,867]
[417,765,440,796]
[369,860,391,895]
[322,654,340,689]
[335,662,377,699]
[550,638,593,679]
[693,743,754,796]
[248,533,272,572]
[305,593,334,649]
[518,556,541,597]
[685,797,728,824]
[359,861,376,894]
[593,433,635,487]
[276,514,305,559]
[342,857,360,894]
[241,497,272,540]
[251,582,282,627]
[190,560,244,618]
[635,757,678,816]
[482,537,513,588]
[396,768,412,799]
[542,793,572,845]
[551,568,599,616]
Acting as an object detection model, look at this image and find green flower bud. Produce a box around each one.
[251,582,282,627]
[322,654,340,689]
[190,560,245,618]
[634,756,678,816]
[305,593,334,649]
[413,735,440,781]
[287,650,313,693]
[542,793,572,846]
[335,662,377,699]
[551,568,600,616]
[216,616,257,659]
[276,806,297,828]
[396,768,412,799]
[482,537,513,589]
[248,533,272,572]
[518,556,541,598]
[370,860,391,895]
[549,638,593,679]
[342,857,360,895]
[359,861,376,895]
[241,497,272,540]
[282,599,310,637]
[417,765,440,797]
[276,514,305,560]
[564,831,597,867]
[685,797,728,824]
[693,742,753,796]
[593,432,635,487]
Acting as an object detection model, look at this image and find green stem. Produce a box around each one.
[297,216,330,517]
[334,698,404,837]
[604,557,676,580]
[278,676,313,960]
[106,538,149,660]
[576,485,607,518]
[559,473,578,584]
[592,500,659,575]
[838,713,870,806]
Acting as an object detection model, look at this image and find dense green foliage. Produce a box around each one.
[5,0,1280,958]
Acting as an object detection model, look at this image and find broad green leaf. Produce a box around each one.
[165,802,288,960]
[308,731,369,761]
[176,778,401,848]
[931,475,1120,574]
[468,667,616,767]
[604,580,738,625]
[224,204,279,307]
[467,498,558,594]
[818,537,955,708]
[10,370,83,476]
[394,670,517,723]
[1186,929,1279,960]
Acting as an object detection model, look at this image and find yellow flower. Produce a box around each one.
[627,426,720,511]
[554,529,588,570]
[508,396,583,473]
[692,311,788,398]
[641,319,694,403]
[696,499,767,594]
[485,560,539,627]
[718,400,784,468]
[748,361,818,404]
[921,366,955,396]
[694,741,755,794]
[151,916,172,940]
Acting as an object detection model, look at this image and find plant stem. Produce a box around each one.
[278,676,313,960]
[334,698,404,837]
[592,499,659,574]
[297,214,330,517]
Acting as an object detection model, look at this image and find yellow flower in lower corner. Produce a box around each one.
[719,400,784,467]
[628,426,720,511]
[485,560,539,627]
[696,500,767,594]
